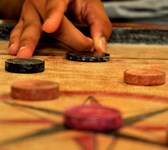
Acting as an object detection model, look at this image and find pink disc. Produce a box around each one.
[64,105,122,132]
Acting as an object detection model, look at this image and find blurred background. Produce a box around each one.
[102,0,168,25]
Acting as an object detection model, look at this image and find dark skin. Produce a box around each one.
[0,0,112,58]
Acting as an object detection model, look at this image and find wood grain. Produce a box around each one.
[0,39,168,150]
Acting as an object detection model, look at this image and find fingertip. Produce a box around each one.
[93,36,107,52]
[8,44,19,55]
[17,47,33,58]
[42,18,54,33]
[42,17,61,33]
[82,37,94,51]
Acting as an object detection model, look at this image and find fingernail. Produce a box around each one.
[9,44,16,51]
[94,36,107,52]
[9,44,15,49]
[18,46,26,52]
[98,36,106,52]
[8,44,17,55]
[17,46,27,58]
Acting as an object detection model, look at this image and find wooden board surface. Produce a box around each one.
[0,40,168,150]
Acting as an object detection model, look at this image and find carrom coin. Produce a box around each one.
[64,105,122,132]
[11,80,60,101]
[5,58,45,73]
[66,51,110,62]
[124,69,166,86]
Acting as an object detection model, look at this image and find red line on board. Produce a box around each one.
[0,119,56,125]
[0,93,11,101]
[1,91,168,104]
[132,125,168,132]
[75,134,96,150]
[61,91,168,103]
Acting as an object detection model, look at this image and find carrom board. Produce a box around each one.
[0,23,168,150]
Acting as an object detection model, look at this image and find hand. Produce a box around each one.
[9,0,112,58]
[67,0,112,52]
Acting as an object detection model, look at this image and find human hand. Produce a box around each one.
[67,0,112,52]
[9,0,112,58]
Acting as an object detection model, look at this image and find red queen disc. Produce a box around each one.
[64,105,122,132]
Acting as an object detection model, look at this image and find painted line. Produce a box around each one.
[61,91,168,103]
[0,119,55,125]
[0,93,11,101]
[132,125,168,131]
[1,91,168,104]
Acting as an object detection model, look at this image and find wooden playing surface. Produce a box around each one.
[0,40,168,150]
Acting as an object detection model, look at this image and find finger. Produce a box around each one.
[9,20,23,55]
[17,21,42,58]
[42,0,70,33]
[52,16,93,51]
[17,1,42,58]
[83,0,112,52]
